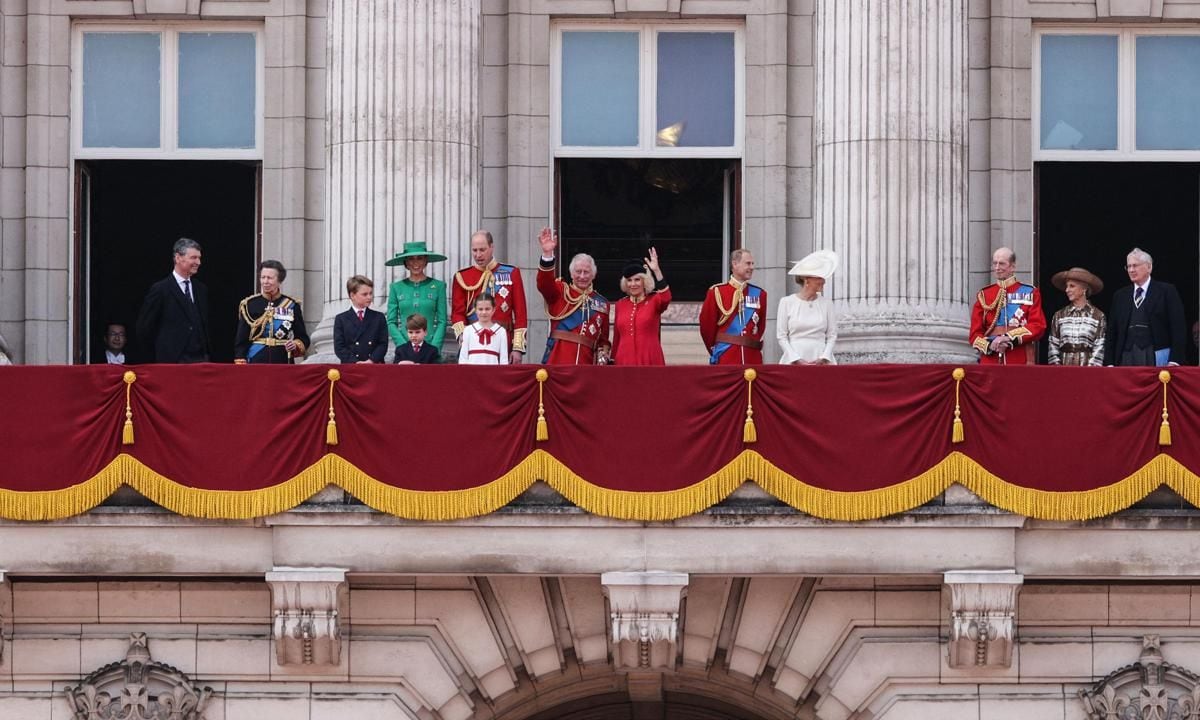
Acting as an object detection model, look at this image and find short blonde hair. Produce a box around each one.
[619,272,656,295]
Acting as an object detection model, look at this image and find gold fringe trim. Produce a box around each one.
[1,451,1199,522]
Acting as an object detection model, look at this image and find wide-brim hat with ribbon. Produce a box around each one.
[1051,266,1103,295]
[384,241,448,266]
[788,249,839,280]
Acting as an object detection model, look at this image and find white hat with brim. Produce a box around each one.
[788,249,839,280]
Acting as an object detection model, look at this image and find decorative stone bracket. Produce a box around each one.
[601,571,688,671]
[265,567,347,666]
[65,633,212,720]
[943,570,1023,669]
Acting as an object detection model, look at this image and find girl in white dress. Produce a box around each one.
[777,250,838,365]
[458,294,509,365]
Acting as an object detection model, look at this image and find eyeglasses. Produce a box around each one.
[1125,263,1148,270]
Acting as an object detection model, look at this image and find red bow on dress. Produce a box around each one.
[478,328,495,345]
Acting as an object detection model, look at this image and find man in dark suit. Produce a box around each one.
[334,275,389,363]
[1104,247,1187,367]
[92,322,129,364]
[136,238,211,363]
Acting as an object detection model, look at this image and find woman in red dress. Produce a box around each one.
[611,248,670,366]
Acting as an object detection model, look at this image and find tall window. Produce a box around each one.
[73,24,263,159]
[1036,28,1200,159]
[553,23,743,301]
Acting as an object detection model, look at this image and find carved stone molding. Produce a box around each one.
[943,570,1023,669]
[132,0,201,16]
[1095,0,1165,19]
[265,567,347,666]
[65,633,212,720]
[1080,635,1200,720]
[601,571,688,671]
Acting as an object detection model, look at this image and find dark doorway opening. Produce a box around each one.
[556,158,739,302]
[1037,162,1199,364]
[77,160,259,363]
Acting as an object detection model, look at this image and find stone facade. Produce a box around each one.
[4,0,1200,718]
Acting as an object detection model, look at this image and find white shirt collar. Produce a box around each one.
[172,271,191,288]
[1136,277,1152,294]
[349,303,369,314]
[105,350,125,364]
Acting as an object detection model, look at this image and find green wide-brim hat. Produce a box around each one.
[384,241,448,266]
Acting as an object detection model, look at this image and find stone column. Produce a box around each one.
[814,0,974,363]
[311,0,480,358]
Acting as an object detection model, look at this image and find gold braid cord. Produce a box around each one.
[742,368,757,443]
[950,368,965,444]
[546,282,592,321]
[976,285,1007,339]
[325,369,341,446]
[121,371,137,445]
[1160,370,1172,446]
[712,278,745,326]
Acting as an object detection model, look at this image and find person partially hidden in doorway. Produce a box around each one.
[94,322,129,364]
[136,238,211,363]
[234,260,310,365]
[1104,247,1187,367]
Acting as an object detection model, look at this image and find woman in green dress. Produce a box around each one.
[385,242,449,357]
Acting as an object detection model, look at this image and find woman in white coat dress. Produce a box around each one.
[776,250,838,365]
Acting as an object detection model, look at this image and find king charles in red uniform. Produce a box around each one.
[534,227,610,365]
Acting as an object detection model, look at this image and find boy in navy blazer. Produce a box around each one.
[393,313,440,364]
[334,275,389,363]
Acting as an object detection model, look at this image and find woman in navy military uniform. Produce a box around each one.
[234,260,310,364]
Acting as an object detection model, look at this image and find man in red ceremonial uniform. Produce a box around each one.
[535,227,610,365]
[699,249,767,365]
[452,230,528,363]
[969,247,1046,364]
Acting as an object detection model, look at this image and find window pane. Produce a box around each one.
[178,33,257,149]
[82,33,161,148]
[1040,35,1118,150]
[656,32,735,147]
[561,32,639,146]
[1137,36,1200,150]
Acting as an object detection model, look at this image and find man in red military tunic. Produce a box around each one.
[699,249,767,365]
[969,247,1046,365]
[535,227,610,365]
[452,230,528,363]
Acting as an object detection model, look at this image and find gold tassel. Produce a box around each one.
[951,367,965,444]
[326,368,341,446]
[743,368,757,444]
[535,368,549,441]
[121,370,137,445]
[1159,370,1172,446]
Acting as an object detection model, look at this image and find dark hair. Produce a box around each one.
[406,313,428,331]
[173,237,201,256]
[346,275,373,295]
[259,259,287,283]
[474,293,496,309]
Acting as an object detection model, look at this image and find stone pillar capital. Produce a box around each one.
[943,570,1023,669]
[601,571,688,671]
[265,567,347,667]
